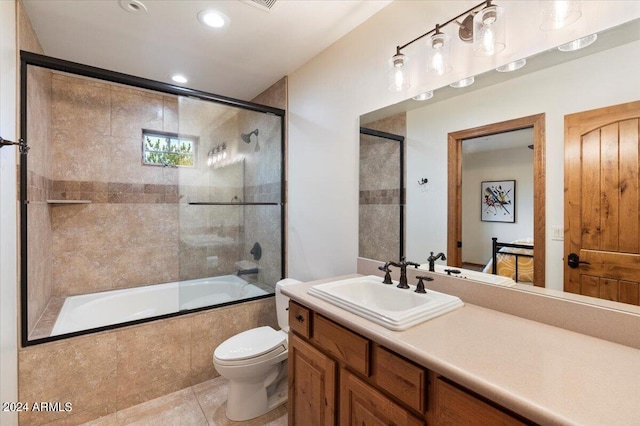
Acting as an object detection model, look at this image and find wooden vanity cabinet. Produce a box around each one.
[288,301,533,426]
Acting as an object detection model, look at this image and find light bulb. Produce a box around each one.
[388,53,410,91]
[412,91,434,101]
[427,31,451,75]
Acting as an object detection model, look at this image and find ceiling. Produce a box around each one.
[22,0,392,101]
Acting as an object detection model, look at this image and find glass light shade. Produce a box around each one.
[427,32,452,76]
[539,1,581,31]
[412,91,434,101]
[388,53,410,91]
[496,58,526,72]
[557,33,597,51]
[473,4,506,57]
[449,76,475,88]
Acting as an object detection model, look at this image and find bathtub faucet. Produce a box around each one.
[427,252,446,272]
[237,267,259,276]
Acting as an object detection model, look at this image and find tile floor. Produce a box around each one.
[82,376,287,425]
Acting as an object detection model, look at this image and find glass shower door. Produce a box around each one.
[177,96,283,312]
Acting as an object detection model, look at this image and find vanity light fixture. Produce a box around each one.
[557,33,597,51]
[387,0,506,91]
[472,1,506,56]
[449,76,475,88]
[427,25,452,76]
[496,58,526,72]
[539,0,582,31]
[412,91,434,101]
[388,49,410,91]
[198,9,229,29]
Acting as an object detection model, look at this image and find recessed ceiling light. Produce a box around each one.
[496,59,526,72]
[197,9,230,29]
[171,74,188,84]
[119,0,147,14]
[412,91,434,101]
[449,76,475,88]
[558,33,598,52]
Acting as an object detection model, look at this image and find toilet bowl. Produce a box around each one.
[213,278,300,421]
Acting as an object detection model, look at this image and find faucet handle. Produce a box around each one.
[415,275,434,294]
[378,263,393,284]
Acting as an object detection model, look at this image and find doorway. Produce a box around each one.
[447,114,546,287]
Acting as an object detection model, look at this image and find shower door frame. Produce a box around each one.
[19,51,286,346]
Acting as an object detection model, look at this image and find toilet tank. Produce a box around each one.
[275,278,301,332]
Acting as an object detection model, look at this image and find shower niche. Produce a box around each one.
[20,52,285,345]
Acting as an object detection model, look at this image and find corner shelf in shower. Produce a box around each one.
[46,200,92,205]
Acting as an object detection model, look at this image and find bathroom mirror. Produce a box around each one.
[360,18,640,310]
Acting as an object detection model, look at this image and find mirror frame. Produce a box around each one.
[447,113,546,287]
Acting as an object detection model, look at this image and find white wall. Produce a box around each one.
[406,39,640,291]
[287,1,640,282]
[0,0,18,424]
[462,147,534,265]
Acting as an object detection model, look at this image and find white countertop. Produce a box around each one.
[282,274,640,426]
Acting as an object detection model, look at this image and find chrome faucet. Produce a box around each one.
[427,252,446,272]
[388,257,420,289]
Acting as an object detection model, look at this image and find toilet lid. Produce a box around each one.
[214,326,287,362]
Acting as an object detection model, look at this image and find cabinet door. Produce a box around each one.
[288,333,336,426]
[435,377,527,425]
[340,369,424,426]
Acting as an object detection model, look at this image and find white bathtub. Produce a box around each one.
[51,275,269,336]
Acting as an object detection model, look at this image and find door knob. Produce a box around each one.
[568,253,590,269]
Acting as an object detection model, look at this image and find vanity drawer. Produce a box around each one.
[374,345,427,413]
[289,301,311,339]
[313,314,370,376]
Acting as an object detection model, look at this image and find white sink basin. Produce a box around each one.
[422,264,516,287]
[307,275,463,331]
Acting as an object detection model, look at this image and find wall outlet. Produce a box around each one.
[552,226,564,241]
[207,256,219,269]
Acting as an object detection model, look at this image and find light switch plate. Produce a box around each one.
[552,226,564,241]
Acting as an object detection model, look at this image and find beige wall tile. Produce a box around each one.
[115,316,192,402]
[18,334,117,426]
[51,129,110,182]
[111,89,163,139]
[51,75,111,136]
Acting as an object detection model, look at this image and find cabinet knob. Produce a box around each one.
[295,314,305,323]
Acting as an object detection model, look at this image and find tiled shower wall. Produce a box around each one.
[359,113,406,262]
[49,74,184,297]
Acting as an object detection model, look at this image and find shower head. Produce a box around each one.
[241,129,259,144]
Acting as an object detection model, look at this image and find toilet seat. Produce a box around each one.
[214,326,287,365]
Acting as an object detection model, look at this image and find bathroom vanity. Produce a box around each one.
[283,275,640,425]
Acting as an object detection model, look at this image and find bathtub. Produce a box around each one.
[51,275,269,336]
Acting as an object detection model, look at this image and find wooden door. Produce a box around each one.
[288,333,336,426]
[340,369,423,426]
[565,101,640,305]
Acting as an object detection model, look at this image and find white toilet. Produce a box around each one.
[213,278,300,421]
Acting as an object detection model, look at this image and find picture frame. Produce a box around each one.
[481,180,516,223]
